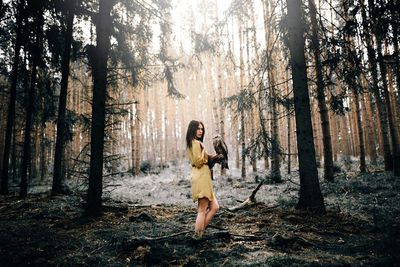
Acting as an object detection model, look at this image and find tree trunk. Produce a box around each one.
[245,21,257,173]
[390,2,400,111]
[375,35,400,176]
[342,0,366,172]
[335,82,351,161]
[353,101,360,157]
[1,0,24,195]
[354,93,366,172]
[209,54,220,137]
[134,90,141,175]
[347,103,356,156]
[270,74,281,182]
[285,69,292,174]
[238,19,246,179]
[387,66,400,137]
[329,107,338,162]
[250,1,264,174]
[258,81,270,172]
[213,0,226,175]
[286,0,325,213]
[85,0,115,216]
[268,51,281,182]
[255,2,269,172]
[309,0,334,182]
[361,85,377,165]
[328,0,338,163]
[360,0,393,170]
[53,0,75,194]
[40,124,46,180]
[217,53,226,175]
[20,6,44,198]
[130,102,134,173]
[20,65,35,196]
[31,127,39,180]
[262,0,281,182]
[11,115,18,182]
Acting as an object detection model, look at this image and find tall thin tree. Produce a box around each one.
[20,2,44,197]
[375,32,400,176]
[238,17,246,179]
[308,0,334,181]
[85,0,115,216]
[285,0,325,213]
[1,0,24,195]
[360,0,393,171]
[52,0,77,194]
[263,0,281,182]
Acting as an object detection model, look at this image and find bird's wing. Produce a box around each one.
[212,139,218,152]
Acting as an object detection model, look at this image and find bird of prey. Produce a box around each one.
[212,135,229,170]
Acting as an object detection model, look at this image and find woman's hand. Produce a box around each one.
[199,141,208,156]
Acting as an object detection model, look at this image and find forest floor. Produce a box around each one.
[1,162,400,266]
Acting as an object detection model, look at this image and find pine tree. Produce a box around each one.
[85,0,116,216]
[20,1,45,197]
[360,0,393,171]
[308,0,334,181]
[1,0,24,195]
[285,0,325,213]
[53,0,77,194]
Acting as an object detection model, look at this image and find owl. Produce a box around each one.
[212,135,229,170]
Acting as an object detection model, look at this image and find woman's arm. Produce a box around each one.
[192,140,208,168]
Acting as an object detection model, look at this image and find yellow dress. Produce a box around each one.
[187,139,214,202]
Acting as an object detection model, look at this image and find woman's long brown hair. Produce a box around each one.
[186,120,205,148]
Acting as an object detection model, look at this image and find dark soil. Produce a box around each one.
[1,170,399,266]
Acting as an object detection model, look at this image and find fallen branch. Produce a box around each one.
[138,230,192,241]
[283,177,300,186]
[228,179,264,212]
[227,198,256,212]
[122,230,231,250]
[208,224,267,241]
[230,233,265,241]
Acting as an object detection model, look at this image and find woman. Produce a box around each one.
[186,120,222,238]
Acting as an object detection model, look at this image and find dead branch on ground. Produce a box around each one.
[228,179,264,211]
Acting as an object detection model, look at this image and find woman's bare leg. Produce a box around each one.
[204,196,219,228]
[194,197,209,236]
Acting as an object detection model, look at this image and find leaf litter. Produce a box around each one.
[0,162,399,266]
